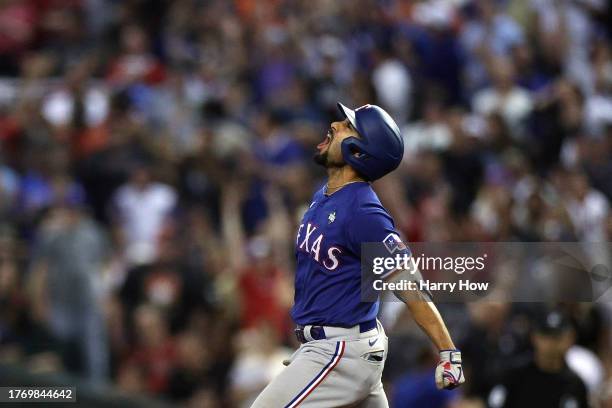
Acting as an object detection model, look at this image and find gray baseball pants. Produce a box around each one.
[251,321,389,408]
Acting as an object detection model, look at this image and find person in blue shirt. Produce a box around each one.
[392,345,459,408]
[252,103,464,407]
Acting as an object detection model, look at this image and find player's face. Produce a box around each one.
[314,119,358,168]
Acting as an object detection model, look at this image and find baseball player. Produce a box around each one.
[251,103,464,407]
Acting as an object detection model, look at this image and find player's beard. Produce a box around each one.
[313,150,344,168]
[313,150,328,166]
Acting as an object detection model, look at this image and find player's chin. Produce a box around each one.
[313,151,328,166]
[313,152,345,169]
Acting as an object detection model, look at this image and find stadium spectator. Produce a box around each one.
[118,303,177,395]
[111,162,177,265]
[29,196,110,382]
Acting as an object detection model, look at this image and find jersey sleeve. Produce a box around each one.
[346,201,411,280]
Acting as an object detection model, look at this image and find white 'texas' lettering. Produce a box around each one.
[310,234,323,261]
[323,247,342,270]
[299,224,317,250]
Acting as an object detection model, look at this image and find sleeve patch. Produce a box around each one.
[383,233,407,254]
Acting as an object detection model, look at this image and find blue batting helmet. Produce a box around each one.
[337,102,404,181]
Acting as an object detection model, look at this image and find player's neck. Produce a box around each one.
[325,166,367,195]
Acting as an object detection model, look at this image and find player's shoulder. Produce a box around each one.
[351,183,390,217]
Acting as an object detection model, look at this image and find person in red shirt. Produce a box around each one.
[118,304,177,395]
[107,24,165,86]
[238,237,292,340]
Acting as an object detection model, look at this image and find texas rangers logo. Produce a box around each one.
[383,233,407,254]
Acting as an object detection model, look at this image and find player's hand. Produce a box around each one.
[435,350,465,390]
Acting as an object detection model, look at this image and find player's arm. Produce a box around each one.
[347,204,464,390]
[405,297,455,349]
[388,269,465,390]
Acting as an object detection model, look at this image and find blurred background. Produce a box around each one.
[0,0,611,406]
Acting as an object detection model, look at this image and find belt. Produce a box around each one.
[295,319,377,343]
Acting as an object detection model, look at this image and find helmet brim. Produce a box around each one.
[337,102,358,131]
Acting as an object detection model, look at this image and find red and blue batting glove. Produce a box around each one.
[435,350,465,390]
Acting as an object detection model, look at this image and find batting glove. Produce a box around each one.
[435,349,465,390]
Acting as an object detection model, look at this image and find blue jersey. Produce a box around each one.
[291,181,409,327]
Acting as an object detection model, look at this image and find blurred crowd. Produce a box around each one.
[0,0,611,406]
